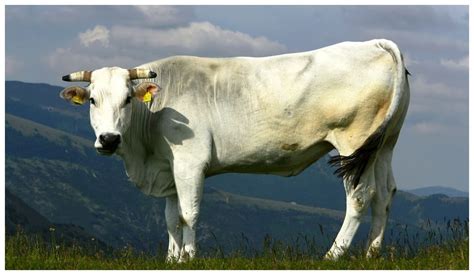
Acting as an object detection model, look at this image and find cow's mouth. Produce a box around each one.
[96,147,117,156]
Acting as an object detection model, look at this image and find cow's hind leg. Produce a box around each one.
[165,194,182,262]
[366,148,397,258]
[325,162,376,259]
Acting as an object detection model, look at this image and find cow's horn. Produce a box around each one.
[128,68,157,80]
[62,71,92,82]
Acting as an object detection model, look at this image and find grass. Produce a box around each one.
[5,228,469,270]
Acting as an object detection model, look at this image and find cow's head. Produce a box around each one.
[59,67,160,155]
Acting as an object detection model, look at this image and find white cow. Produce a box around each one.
[60,39,410,261]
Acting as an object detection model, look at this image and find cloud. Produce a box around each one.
[111,21,286,57]
[408,75,468,122]
[440,56,469,71]
[134,6,195,27]
[404,74,468,136]
[403,54,421,67]
[46,20,287,80]
[6,55,23,76]
[79,25,110,47]
[46,20,287,75]
[410,121,448,135]
[411,76,467,100]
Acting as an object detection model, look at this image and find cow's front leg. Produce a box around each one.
[165,194,182,262]
[173,164,205,262]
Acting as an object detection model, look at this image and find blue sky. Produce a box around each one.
[5,5,469,192]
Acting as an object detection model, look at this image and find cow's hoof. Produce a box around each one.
[323,251,341,261]
[165,255,180,264]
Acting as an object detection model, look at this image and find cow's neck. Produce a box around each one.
[118,100,155,176]
[116,100,176,197]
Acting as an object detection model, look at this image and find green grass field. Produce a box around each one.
[5,230,468,270]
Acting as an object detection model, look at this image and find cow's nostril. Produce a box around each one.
[99,133,121,147]
[109,134,120,144]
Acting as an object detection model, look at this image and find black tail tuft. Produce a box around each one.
[328,127,386,189]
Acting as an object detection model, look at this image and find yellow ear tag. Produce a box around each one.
[72,95,84,105]
[142,91,152,103]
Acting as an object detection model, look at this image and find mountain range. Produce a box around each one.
[404,186,468,198]
[5,81,469,254]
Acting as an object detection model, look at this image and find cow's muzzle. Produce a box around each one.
[97,133,121,155]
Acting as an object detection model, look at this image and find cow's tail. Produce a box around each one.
[328,39,410,189]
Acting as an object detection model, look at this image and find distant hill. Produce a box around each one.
[6,188,109,252]
[6,81,93,139]
[207,170,468,226]
[405,186,468,198]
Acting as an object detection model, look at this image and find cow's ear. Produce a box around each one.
[133,82,160,103]
[59,86,90,105]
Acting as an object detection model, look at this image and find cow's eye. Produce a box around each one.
[125,96,132,105]
[89,98,96,105]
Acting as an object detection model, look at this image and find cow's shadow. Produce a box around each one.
[142,100,195,163]
[155,107,194,146]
